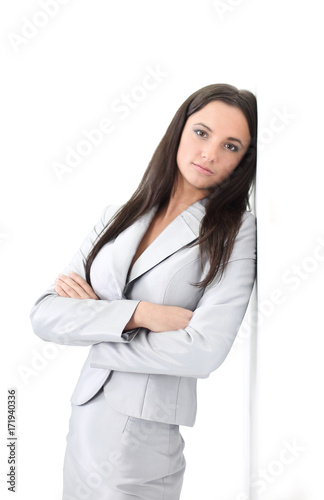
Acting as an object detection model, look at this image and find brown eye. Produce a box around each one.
[224,143,239,152]
[194,129,208,138]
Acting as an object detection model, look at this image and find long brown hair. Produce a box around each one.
[85,83,257,289]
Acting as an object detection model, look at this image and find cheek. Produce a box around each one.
[178,132,197,156]
[217,157,242,180]
[222,151,244,170]
[220,155,238,172]
[177,139,190,166]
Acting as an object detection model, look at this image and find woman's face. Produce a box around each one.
[176,100,251,198]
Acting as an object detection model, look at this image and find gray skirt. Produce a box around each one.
[62,387,186,499]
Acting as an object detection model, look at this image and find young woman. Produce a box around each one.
[30,83,257,500]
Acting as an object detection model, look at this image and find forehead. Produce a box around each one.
[186,100,250,141]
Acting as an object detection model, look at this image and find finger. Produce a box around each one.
[56,278,96,300]
[57,274,88,297]
[56,274,99,300]
[67,271,98,299]
[55,277,82,298]
[54,282,71,298]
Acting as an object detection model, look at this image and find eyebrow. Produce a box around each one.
[227,136,244,148]
[193,122,245,148]
[194,122,213,132]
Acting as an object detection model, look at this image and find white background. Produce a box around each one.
[1,1,323,499]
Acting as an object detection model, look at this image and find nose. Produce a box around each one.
[201,143,217,162]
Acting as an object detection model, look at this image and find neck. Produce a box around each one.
[159,177,210,221]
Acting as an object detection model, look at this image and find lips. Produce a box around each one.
[192,163,214,176]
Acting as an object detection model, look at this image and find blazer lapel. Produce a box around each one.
[111,205,159,296]
[127,198,208,286]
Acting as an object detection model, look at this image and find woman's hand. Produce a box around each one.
[55,271,99,300]
[125,301,193,332]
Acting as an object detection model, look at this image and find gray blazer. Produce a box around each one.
[30,198,256,427]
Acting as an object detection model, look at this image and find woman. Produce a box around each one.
[30,83,257,499]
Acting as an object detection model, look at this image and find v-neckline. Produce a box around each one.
[123,198,207,283]
[126,205,173,279]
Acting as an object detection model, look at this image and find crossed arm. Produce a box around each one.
[55,271,193,332]
[54,256,256,379]
[31,206,256,379]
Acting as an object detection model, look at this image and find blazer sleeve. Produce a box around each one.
[29,205,141,346]
[89,213,257,379]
